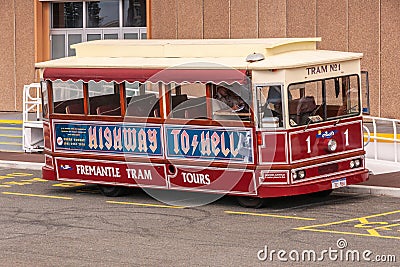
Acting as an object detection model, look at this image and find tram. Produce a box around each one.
[35,38,369,207]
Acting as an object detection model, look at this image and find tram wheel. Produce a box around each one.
[236,196,266,208]
[98,185,129,197]
[310,189,333,198]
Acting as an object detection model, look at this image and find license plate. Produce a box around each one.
[332,178,347,189]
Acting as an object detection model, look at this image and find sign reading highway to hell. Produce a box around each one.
[165,126,253,163]
[54,122,254,163]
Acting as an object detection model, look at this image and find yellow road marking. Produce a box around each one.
[355,217,382,237]
[295,210,400,240]
[0,120,23,124]
[294,228,400,240]
[364,133,400,143]
[296,210,400,230]
[0,134,22,138]
[107,200,185,209]
[225,211,316,221]
[0,127,22,131]
[0,142,22,145]
[2,192,72,200]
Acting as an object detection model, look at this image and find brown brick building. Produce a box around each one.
[1,0,399,118]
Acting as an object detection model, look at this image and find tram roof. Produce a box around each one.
[35,38,363,71]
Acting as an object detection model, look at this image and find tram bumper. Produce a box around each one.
[42,166,57,181]
[257,169,369,198]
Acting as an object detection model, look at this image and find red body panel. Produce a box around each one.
[42,117,368,198]
[257,169,368,198]
[168,165,256,195]
[289,120,363,163]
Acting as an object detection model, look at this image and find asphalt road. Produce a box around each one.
[0,168,398,266]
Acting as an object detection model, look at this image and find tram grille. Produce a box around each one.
[318,163,338,175]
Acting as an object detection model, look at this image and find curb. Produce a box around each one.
[337,185,400,198]
[0,161,43,171]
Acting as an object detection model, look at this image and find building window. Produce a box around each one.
[87,0,119,28]
[123,0,146,27]
[50,0,147,59]
[52,2,83,28]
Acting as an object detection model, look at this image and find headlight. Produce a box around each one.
[298,170,306,179]
[350,160,355,168]
[354,159,361,167]
[327,139,337,152]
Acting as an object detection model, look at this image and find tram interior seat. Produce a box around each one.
[171,94,188,109]
[336,105,346,116]
[65,102,84,114]
[53,98,83,114]
[126,93,159,117]
[170,96,207,119]
[289,96,316,124]
[96,105,121,116]
[89,94,120,115]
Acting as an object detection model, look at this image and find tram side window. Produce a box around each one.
[169,83,207,119]
[257,85,283,128]
[125,82,160,118]
[88,81,121,116]
[212,83,250,121]
[52,80,84,114]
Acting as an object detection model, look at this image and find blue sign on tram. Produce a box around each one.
[54,122,163,157]
[165,125,253,163]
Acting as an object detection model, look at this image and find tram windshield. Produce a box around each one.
[287,75,360,127]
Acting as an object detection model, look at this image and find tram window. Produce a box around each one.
[257,85,283,128]
[212,83,250,121]
[52,80,84,114]
[169,83,207,119]
[125,81,140,97]
[41,81,49,118]
[88,81,121,116]
[288,75,360,127]
[326,76,360,117]
[125,82,160,118]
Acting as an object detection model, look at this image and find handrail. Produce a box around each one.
[23,83,42,123]
[363,115,400,162]
[22,83,43,152]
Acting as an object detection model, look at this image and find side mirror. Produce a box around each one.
[361,71,370,114]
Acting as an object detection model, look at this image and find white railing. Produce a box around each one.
[22,83,44,152]
[363,115,400,174]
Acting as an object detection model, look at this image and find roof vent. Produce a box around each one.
[246,52,265,63]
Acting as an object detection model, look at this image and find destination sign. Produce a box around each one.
[165,125,253,163]
[54,122,163,157]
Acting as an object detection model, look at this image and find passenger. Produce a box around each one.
[263,86,283,126]
[214,86,248,112]
[263,86,282,117]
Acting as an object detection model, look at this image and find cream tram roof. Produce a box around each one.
[35,38,362,71]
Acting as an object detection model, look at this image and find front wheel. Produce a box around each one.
[236,196,266,208]
[98,185,129,197]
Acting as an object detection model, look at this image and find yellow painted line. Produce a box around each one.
[0,127,22,130]
[294,228,400,240]
[0,119,23,124]
[0,142,21,146]
[0,134,22,138]
[296,210,400,230]
[107,200,186,209]
[224,211,316,221]
[2,192,72,200]
[364,133,400,143]
[295,210,400,240]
